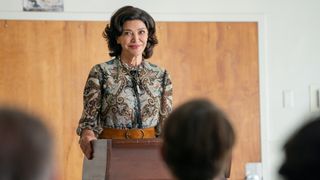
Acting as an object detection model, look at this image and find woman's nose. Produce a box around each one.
[131,33,139,42]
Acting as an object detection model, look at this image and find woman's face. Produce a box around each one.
[117,20,148,59]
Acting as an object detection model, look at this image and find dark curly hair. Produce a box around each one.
[162,99,235,180]
[103,6,158,59]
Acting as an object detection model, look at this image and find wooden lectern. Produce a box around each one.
[106,138,171,179]
[82,138,231,180]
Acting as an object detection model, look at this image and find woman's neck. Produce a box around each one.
[120,54,143,67]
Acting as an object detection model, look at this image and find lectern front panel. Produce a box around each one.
[107,139,172,180]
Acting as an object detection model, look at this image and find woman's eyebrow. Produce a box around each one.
[123,27,147,31]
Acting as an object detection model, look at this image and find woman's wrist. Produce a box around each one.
[81,129,95,137]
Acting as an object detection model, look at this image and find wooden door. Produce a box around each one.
[0,21,259,180]
[154,22,260,179]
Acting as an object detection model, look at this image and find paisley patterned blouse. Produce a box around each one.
[76,58,173,137]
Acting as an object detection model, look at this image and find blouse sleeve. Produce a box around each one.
[156,70,173,136]
[76,65,104,137]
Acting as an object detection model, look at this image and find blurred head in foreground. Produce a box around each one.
[162,99,235,180]
[279,115,320,180]
[0,107,54,180]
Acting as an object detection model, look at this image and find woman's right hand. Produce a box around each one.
[79,129,97,160]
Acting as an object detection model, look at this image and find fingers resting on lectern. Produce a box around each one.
[80,129,97,160]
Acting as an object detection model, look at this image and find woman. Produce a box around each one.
[76,6,173,159]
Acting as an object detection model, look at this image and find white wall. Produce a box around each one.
[1,0,320,179]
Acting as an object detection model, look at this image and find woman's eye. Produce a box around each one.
[123,31,132,36]
[139,30,146,35]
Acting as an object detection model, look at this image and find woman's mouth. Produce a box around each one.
[129,45,140,49]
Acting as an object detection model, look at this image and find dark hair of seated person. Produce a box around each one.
[0,107,54,180]
[279,115,320,180]
[161,99,235,180]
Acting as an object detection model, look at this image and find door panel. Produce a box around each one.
[153,22,260,179]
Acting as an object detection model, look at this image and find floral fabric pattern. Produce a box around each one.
[76,58,173,137]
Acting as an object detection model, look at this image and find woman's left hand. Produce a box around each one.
[79,129,97,160]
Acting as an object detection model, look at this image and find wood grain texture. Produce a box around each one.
[0,20,259,180]
[153,22,260,179]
